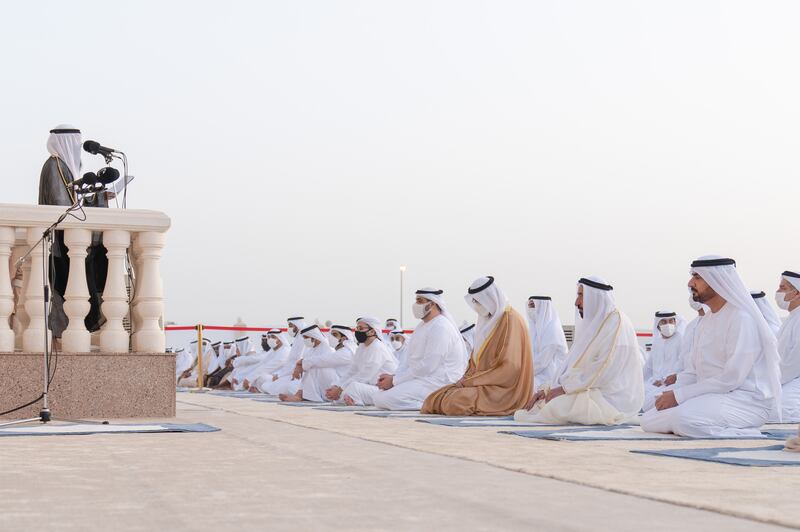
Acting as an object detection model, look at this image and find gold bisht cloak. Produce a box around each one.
[421,306,532,416]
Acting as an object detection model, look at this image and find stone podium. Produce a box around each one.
[0,204,175,419]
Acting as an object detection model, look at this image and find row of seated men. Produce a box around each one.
[174,256,800,438]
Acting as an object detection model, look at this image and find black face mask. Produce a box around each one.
[354,330,370,344]
[261,340,270,351]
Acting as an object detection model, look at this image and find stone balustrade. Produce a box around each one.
[0,203,170,354]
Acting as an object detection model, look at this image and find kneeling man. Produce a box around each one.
[641,256,781,438]
[515,277,643,425]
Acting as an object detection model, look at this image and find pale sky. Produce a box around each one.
[3,1,799,330]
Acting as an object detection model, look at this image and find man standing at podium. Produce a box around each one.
[38,125,107,340]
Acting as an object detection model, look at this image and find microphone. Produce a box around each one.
[72,172,98,189]
[96,167,120,185]
[83,140,120,157]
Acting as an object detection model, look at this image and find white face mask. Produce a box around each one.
[288,326,298,337]
[303,337,315,348]
[412,302,429,320]
[391,339,403,350]
[472,300,491,318]
[267,337,279,349]
[775,290,792,311]
[526,307,536,320]
[328,334,340,348]
[659,323,677,338]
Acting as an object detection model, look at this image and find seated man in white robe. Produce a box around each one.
[526,296,569,393]
[641,256,782,438]
[280,325,353,402]
[771,270,800,422]
[642,311,687,411]
[373,288,469,410]
[515,277,643,425]
[324,317,397,406]
[207,340,239,388]
[248,330,292,392]
[177,338,214,387]
[228,336,261,390]
[261,317,307,396]
[389,330,409,367]
[328,324,358,358]
[459,322,475,355]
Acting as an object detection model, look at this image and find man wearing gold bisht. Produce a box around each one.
[422,276,533,416]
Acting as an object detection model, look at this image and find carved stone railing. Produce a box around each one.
[0,204,170,353]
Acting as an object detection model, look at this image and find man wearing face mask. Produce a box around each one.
[279,325,352,402]
[389,330,409,366]
[247,330,293,392]
[325,317,397,405]
[259,317,308,396]
[770,271,800,422]
[372,288,469,411]
[515,276,643,425]
[423,276,532,416]
[384,318,400,342]
[526,296,569,394]
[641,256,781,438]
[642,311,687,411]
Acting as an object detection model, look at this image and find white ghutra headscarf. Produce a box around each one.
[47,124,82,183]
[464,276,509,360]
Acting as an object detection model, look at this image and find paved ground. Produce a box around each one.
[0,393,797,531]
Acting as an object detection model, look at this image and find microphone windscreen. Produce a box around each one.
[96,167,120,184]
[80,172,99,185]
[83,140,101,154]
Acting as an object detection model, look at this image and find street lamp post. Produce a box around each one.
[399,266,407,328]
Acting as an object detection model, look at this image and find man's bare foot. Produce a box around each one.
[242,379,250,389]
[279,391,302,402]
[343,395,355,406]
[248,386,260,393]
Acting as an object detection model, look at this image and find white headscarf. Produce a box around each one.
[459,322,475,353]
[783,271,800,293]
[47,124,82,183]
[330,325,357,352]
[234,335,256,356]
[651,310,687,352]
[464,276,509,359]
[527,296,568,358]
[415,287,459,328]
[751,291,781,336]
[287,317,306,338]
[267,328,292,350]
[691,255,782,406]
[300,324,327,344]
[573,276,617,350]
[357,316,384,341]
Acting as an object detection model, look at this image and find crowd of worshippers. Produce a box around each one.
[172,257,800,438]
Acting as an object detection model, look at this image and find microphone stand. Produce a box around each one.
[0,198,105,428]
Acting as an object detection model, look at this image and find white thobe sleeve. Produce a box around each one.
[779,317,800,384]
[337,346,385,389]
[394,327,448,386]
[673,316,760,404]
[303,347,352,370]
